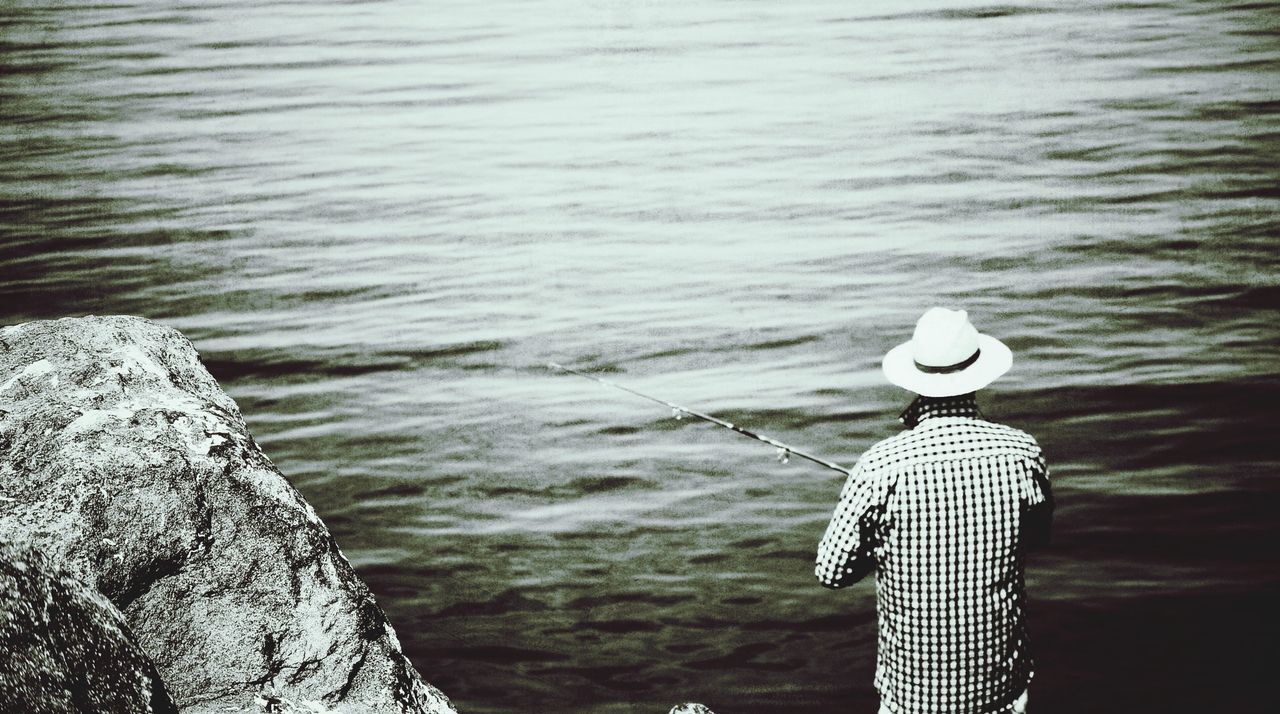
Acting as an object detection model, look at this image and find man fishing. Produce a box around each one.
[816,307,1053,714]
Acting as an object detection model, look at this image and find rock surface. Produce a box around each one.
[668,704,716,714]
[0,541,178,714]
[0,316,454,714]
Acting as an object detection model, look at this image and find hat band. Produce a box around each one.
[914,348,981,374]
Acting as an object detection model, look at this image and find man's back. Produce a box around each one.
[816,395,1051,714]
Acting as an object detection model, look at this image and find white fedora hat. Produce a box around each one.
[881,307,1012,397]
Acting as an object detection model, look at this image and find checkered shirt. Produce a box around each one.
[816,395,1051,714]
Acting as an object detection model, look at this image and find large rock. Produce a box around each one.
[0,541,178,713]
[0,316,455,714]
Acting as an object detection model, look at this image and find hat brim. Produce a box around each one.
[881,333,1012,397]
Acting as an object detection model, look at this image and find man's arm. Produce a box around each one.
[1021,449,1054,552]
[815,461,879,588]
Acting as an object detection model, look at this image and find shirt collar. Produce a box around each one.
[899,393,980,428]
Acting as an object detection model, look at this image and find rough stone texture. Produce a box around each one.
[0,541,178,714]
[0,316,455,714]
[668,704,715,714]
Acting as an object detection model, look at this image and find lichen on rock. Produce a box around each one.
[0,316,454,714]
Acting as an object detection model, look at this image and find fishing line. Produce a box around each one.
[547,362,851,476]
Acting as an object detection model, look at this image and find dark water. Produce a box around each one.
[2,1,1278,712]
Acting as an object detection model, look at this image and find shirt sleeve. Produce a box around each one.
[1019,445,1054,551]
[816,459,882,589]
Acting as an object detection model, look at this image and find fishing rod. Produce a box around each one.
[547,362,852,476]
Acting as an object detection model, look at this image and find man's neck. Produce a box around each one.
[899,393,980,428]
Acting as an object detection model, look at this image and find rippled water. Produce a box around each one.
[2,1,1278,712]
